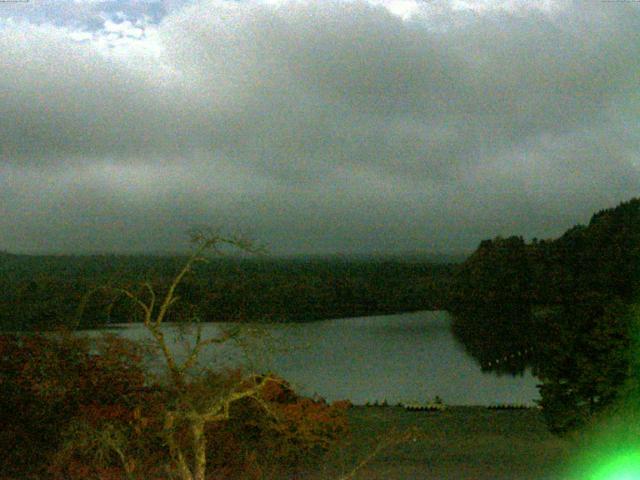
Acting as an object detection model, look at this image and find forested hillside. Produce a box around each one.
[448,197,640,433]
[449,198,640,310]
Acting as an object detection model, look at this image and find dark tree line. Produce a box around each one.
[0,254,456,331]
[448,197,640,433]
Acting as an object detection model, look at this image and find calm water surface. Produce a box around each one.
[96,311,540,406]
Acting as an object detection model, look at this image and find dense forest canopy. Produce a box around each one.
[450,198,640,309]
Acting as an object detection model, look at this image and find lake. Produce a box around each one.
[94,311,540,406]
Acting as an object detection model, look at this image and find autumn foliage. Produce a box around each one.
[0,332,348,479]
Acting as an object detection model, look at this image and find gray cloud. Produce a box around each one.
[0,0,185,28]
[1,0,639,254]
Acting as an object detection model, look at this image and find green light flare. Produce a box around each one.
[589,450,640,480]
[561,303,640,480]
[559,398,640,479]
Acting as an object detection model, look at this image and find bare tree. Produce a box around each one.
[80,229,282,480]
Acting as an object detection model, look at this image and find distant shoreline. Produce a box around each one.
[78,308,448,330]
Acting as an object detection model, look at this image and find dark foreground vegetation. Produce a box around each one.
[0,252,457,331]
[1,234,353,480]
[1,331,573,480]
[448,197,640,435]
[0,331,349,480]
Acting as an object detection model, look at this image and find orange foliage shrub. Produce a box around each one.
[0,334,349,480]
[0,332,147,478]
[1,333,349,480]
[205,374,350,478]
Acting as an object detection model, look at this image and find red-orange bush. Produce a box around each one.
[1,333,349,480]
[0,332,147,478]
[51,372,349,480]
[204,374,350,478]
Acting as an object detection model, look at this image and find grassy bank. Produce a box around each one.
[309,406,573,480]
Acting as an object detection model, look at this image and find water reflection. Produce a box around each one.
[94,311,541,406]
[449,308,537,377]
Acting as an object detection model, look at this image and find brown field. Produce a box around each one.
[307,406,574,480]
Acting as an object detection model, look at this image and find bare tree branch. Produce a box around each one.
[118,288,151,320]
[143,281,156,315]
[91,229,269,480]
[180,325,241,374]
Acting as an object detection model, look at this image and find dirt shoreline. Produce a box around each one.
[308,406,574,480]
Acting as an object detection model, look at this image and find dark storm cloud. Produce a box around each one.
[1,0,639,254]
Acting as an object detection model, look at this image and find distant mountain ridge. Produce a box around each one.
[0,249,469,264]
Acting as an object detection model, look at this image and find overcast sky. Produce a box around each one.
[1,0,638,255]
